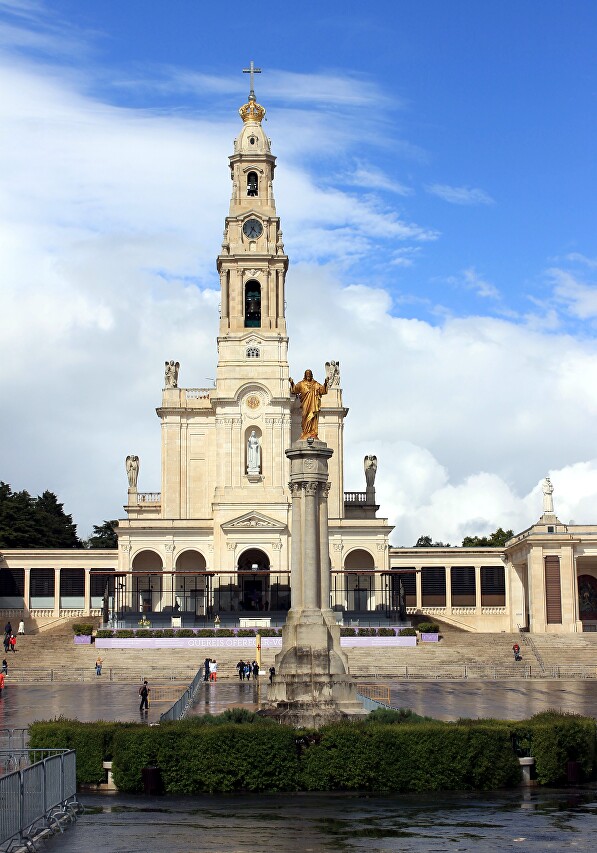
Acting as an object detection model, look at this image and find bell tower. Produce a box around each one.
[216,64,288,360]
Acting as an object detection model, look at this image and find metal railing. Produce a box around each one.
[6,667,200,683]
[360,663,597,680]
[159,666,203,723]
[0,750,80,850]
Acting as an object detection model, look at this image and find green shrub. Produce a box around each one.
[175,629,195,637]
[72,624,93,636]
[523,712,596,784]
[29,720,125,785]
[257,628,279,637]
[95,629,113,638]
[340,627,356,636]
[366,708,432,724]
[114,629,135,638]
[377,627,396,636]
[135,629,152,638]
[152,629,164,638]
[399,627,417,636]
[162,629,175,638]
[357,628,377,636]
[195,629,215,637]
[214,629,235,637]
[418,622,440,633]
[237,629,257,637]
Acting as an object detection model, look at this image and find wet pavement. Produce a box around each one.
[44,788,597,852]
[2,679,597,731]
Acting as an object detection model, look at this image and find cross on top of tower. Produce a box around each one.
[243,60,261,101]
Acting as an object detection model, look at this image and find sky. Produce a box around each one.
[1,0,597,546]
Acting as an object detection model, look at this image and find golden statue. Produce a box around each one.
[289,369,329,439]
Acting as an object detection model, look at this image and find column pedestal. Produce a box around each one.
[261,439,366,727]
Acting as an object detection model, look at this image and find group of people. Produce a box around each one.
[236,659,259,680]
[3,621,20,654]
[203,658,218,681]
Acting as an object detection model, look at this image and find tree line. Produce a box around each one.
[0,482,117,549]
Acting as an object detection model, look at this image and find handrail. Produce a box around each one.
[159,666,204,723]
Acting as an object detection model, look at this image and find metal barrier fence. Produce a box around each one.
[358,683,391,704]
[6,668,200,684]
[360,663,597,680]
[0,750,80,851]
[159,667,204,723]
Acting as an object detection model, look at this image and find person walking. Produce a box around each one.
[2,634,8,654]
[1,659,7,675]
[4,622,11,638]
[237,659,245,680]
[268,665,275,684]
[252,660,259,680]
[244,661,251,681]
[17,620,25,636]
[139,680,150,712]
[203,658,211,682]
[9,635,16,654]
[209,660,218,682]
[0,670,4,696]
[95,656,103,676]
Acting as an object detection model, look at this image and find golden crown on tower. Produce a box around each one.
[239,99,266,123]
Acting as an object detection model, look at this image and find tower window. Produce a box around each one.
[246,346,260,358]
[244,281,261,328]
[249,136,256,146]
[247,171,258,197]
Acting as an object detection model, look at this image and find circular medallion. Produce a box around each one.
[246,395,260,410]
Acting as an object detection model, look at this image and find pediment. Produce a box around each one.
[222,511,286,531]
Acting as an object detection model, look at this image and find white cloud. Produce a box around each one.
[425,183,494,205]
[549,267,597,319]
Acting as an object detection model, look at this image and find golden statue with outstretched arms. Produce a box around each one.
[289,369,329,439]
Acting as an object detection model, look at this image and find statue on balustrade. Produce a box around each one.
[164,360,180,389]
[325,360,340,388]
[364,455,378,489]
[125,455,139,489]
[289,369,328,439]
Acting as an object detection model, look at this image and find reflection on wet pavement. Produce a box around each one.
[43,788,597,852]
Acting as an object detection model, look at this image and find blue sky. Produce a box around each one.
[1,1,597,544]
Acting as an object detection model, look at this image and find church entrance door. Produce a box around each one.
[238,548,270,611]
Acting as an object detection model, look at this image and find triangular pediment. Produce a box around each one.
[222,511,286,531]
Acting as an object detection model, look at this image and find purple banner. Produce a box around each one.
[420,633,439,642]
[94,635,417,649]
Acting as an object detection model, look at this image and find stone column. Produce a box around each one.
[54,567,61,617]
[475,566,482,614]
[415,566,422,610]
[23,568,31,614]
[84,569,91,616]
[445,566,452,612]
[263,438,366,726]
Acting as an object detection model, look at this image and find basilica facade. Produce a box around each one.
[2,81,597,635]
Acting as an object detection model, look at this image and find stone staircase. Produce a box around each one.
[6,627,536,682]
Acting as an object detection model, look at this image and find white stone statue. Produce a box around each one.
[364,455,377,489]
[247,430,261,475]
[325,360,341,388]
[126,455,139,489]
[542,476,554,514]
[164,360,180,389]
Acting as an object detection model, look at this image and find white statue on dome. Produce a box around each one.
[247,430,261,475]
[164,360,179,389]
[542,477,554,514]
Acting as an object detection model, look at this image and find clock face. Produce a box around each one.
[243,218,263,239]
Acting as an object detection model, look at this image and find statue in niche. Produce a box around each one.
[164,360,180,389]
[325,360,341,388]
[399,579,406,620]
[289,369,329,439]
[126,455,139,489]
[247,430,261,474]
[542,477,554,514]
[364,455,378,489]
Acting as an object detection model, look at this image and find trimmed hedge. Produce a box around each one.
[72,624,93,636]
[29,712,595,793]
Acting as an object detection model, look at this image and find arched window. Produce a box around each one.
[246,346,260,358]
[247,171,258,197]
[244,280,261,328]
